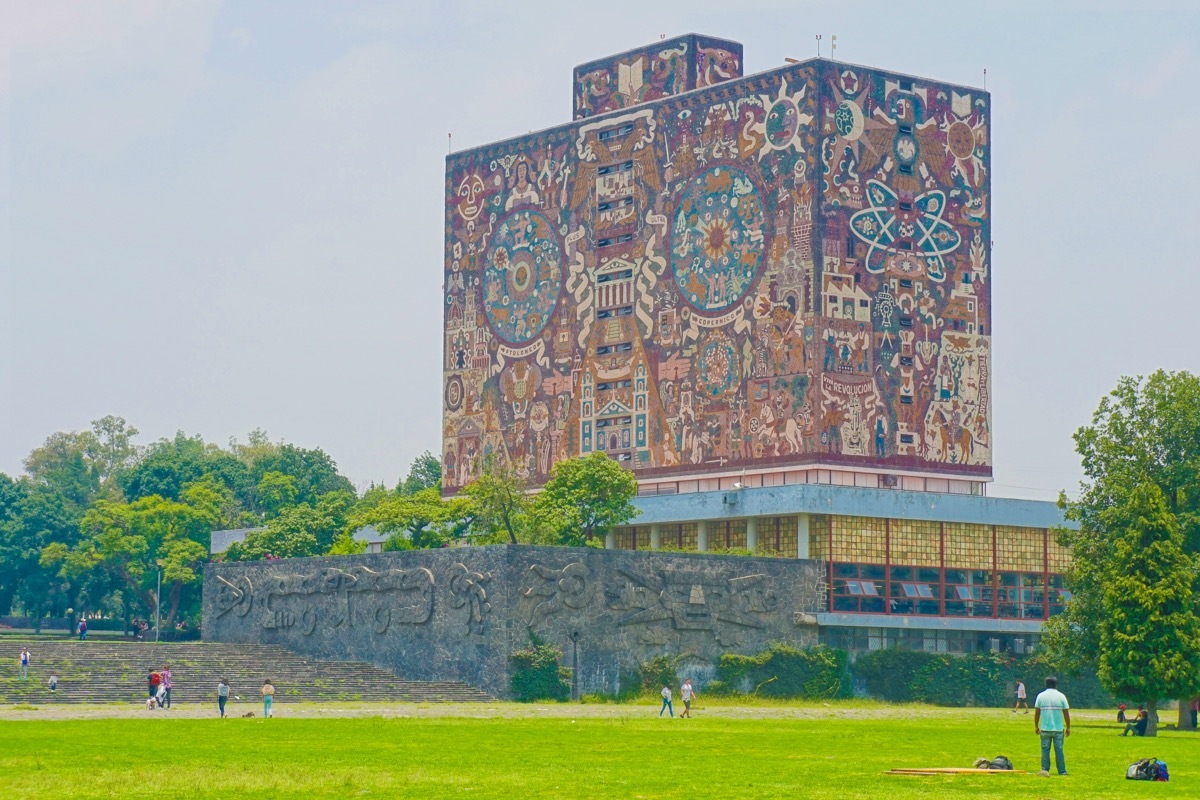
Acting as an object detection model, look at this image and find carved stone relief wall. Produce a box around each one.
[205,545,825,698]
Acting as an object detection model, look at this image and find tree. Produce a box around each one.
[0,475,80,622]
[459,459,530,544]
[530,453,639,545]
[42,493,215,628]
[1097,483,1200,736]
[349,488,470,550]
[257,471,299,517]
[400,451,442,495]
[1045,371,1200,730]
[23,431,101,508]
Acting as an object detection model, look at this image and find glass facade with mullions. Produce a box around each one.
[830,562,1069,619]
[821,626,1041,655]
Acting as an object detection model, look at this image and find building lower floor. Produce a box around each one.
[608,481,1071,653]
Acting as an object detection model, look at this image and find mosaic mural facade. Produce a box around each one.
[443,39,991,493]
[572,34,743,120]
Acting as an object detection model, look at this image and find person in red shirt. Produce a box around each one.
[148,668,162,705]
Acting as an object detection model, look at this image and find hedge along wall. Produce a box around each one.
[850,649,1113,708]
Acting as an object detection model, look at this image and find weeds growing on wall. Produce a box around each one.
[712,643,851,699]
[510,633,571,702]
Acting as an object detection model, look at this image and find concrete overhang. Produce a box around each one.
[631,483,1072,529]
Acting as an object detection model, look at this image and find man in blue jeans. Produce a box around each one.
[1033,676,1071,776]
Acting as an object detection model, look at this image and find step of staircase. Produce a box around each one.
[0,641,493,704]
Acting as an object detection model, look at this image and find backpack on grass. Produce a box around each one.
[972,756,1013,770]
[1126,758,1168,782]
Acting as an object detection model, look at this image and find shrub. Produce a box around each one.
[717,643,851,699]
[637,655,680,693]
[511,635,571,702]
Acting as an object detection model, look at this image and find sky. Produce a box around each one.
[1,0,1198,499]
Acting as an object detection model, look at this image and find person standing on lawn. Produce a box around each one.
[160,665,173,709]
[217,678,230,718]
[1033,676,1071,776]
[680,678,697,718]
[262,679,275,718]
[18,647,30,680]
[1013,680,1028,713]
[659,684,673,717]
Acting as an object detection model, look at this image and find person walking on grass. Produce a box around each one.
[680,678,697,718]
[1013,680,1028,713]
[262,679,275,718]
[659,684,673,718]
[18,647,30,680]
[1033,676,1071,777]
[160,665,173,709]
[217,678,230,718]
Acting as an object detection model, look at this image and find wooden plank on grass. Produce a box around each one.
[888,768,1027,775]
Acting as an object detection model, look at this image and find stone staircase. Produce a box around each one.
[0,641,493,704]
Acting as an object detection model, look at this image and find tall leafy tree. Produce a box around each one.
[1045,370,1200,728]
[459,459,530,544]
[531,452,639,545]
[1095,483,1200,735]
[349,488,470,550]
[400,451,443,495]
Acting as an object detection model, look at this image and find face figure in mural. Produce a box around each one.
[457,173,486,223]
[506,158,541,210]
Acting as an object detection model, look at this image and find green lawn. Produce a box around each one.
[0,704,1194,798]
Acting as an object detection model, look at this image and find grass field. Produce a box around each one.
[0,702,1195,798]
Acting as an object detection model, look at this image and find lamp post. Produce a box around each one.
[155,560,163,643]
[569,631,580,701]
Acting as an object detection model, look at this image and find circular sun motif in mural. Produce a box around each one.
[765,99,801,148]
[696,330,740,400]
[670,165,766,314]
[946,120,976,160]
[482,209,563,345]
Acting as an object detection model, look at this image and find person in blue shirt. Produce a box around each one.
[1033,676,1071,776]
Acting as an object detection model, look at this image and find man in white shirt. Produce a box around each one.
[680,678,697,718]
[659,684,673,717]
[1033,676,1071,776]
[1013,680,1027,713]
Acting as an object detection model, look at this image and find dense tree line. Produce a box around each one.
[0,418,638,633]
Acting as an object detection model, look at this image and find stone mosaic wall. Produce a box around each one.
[203,545,826,698]
[572,34,743,120]
[443,42,991,493]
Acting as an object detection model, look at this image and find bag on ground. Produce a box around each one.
[1126,758,1168,782]
[972,756,1013,770]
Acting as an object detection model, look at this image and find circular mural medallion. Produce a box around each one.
[946,120,975,160]
[833,99,864,141]
[894,133,918,166]
[765,99,800,148]
[696,331,739,400]
[670,165,766,314]
[482,209,563,345]
[445,374,464,412]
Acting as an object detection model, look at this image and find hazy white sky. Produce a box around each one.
[1,1,1197,499]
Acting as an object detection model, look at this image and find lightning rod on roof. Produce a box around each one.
[815,34,822,58]
[448,133,452,154]
[832,34,837,58]
[983,68,987,90]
